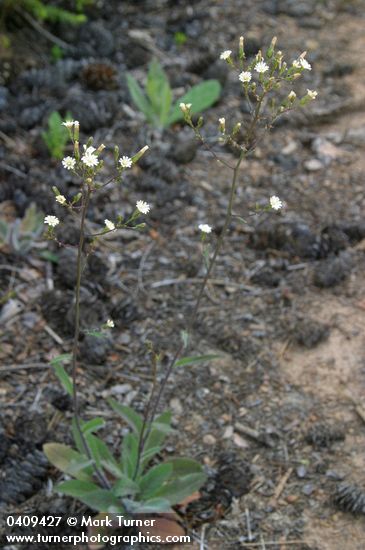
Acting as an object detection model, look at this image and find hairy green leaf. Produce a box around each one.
[53,364,73,397]
[56,480,123,512]
[43,443,93,482]
[168,80,221,125]
[151,473,206,506]
[139,463,173,499]
[174,354,220,368]
[126,74,154,123]
[108,399,143,434]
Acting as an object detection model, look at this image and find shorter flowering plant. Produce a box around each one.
[43,120,208,535]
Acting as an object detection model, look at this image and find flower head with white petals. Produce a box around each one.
[106,319,115,328]
[44,215,60,227]
[119,156,133,168]
[239,71,252,83]
[136,200,151,215]
[62,156,76,170]
[180,102,192,113]
[220,50,232,60]
[199,223,212,234]
[269,196,283,210]
[105,219,115,231]
[82,147,99,168]
[300,58,311,70]
[307,89,318,99]
[254,60,269,73]
[56,195,66,205]
[62,120,78,129]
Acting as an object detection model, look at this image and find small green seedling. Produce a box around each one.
[127,59,221,128]
[42,111,71,160]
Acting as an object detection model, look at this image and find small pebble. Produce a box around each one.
[203,434,217,445]
[304,158,323,172]
[302,484,315,496]
[296,465,307,478]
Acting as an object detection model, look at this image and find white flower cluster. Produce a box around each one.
[136,200,150,214]
[81,145,99,168]
[62,120,79,129]
[119,156,133,168]
[199,223,212,234]
[269,195,283,210]
[44,215,59,227]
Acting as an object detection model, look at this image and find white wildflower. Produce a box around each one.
[307,89,318,99]
[55,195,66,205]
[239,71,252,83]
[292,59,301,69]
[104,219,115,231]
[288,90,296,101]
[62,156,76,170]
[220,50,232,60]
[83,145,96,154]
[254,60,269,73]
[106,319,114,328]
[180,102,192,113]
[218,117,225,132]
[119,156,133,168]
[62,120,76,129]
[300,58,311,70]
[199,223,212,234]
[269,195,283,210]
[82,151,99,168]
[44,215,59,227]
[136,200,151,214]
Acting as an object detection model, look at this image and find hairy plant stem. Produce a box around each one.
[134,150,245,478]
[134,92,267,478]
[71,184,110,490]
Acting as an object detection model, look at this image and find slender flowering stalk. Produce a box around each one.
[133,36,319,477]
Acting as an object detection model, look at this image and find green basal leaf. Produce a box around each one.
[53,364,73,397]
[146,59,172,127]
[165,457,204,476]
[85,433,119,474]
[133,497,172,513]
[139,463,173,499]
[120,432,139,478]
[112,476,140,498]
[143,426,170,464]
[108,399,143,434]
[168,79,221,125]
[154,410,172,427]
[174,354,220,368]
[40,250,59,263]
[56,480,124,512]
[126,74,154,123]
[141,445,161,470]
[81,418,106,435]
[43,443,93,482]
[150,473,206,506]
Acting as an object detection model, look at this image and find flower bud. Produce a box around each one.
[114,145,119,164]
[218,117,225,133]
[232,122,241,136]
[239,36,245,59]
[96,144,106,154]
[267,36,277,58]
[132,145,149,163]
[74,140,80,160]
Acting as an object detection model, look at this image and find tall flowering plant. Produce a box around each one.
[43,36,317,542]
